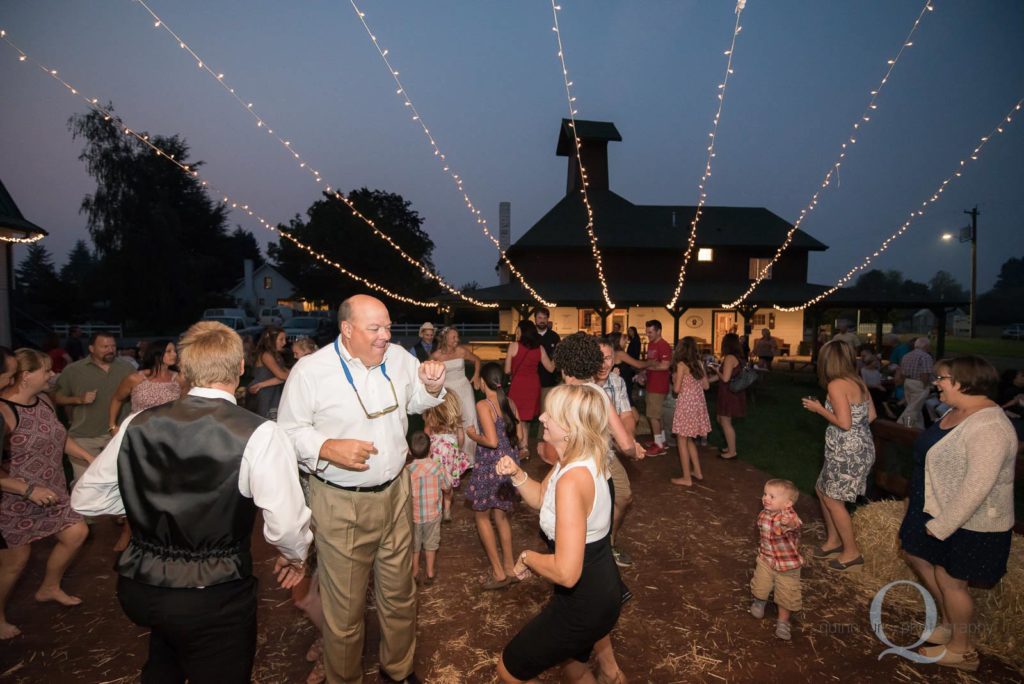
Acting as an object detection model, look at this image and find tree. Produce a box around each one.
[269,189,439,316]
[928,270,968,302]
[851,269,928,298]
[14,243,63,321]
[223,226,266,281]
[69,107,238,329]
[977,255,1024,324]
[59,239,98,318]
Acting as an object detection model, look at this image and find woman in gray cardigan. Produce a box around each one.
[898,356,1017,672]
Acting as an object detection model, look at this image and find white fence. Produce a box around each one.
[52,323,124,338]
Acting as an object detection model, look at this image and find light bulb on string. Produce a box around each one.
[666,0,747,310]
[549,0,615,309]
[0,31,441,307]
[773,97,1022,313]
[125,0,497,309]
[724,0,935,309]
[347,0,554,307]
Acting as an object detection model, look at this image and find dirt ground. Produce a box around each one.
[2,444,1021,683]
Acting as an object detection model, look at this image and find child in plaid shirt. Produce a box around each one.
[406,431,445,585]
[750,478,803,640]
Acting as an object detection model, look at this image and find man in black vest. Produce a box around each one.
[535,307,561,405]
[407,321,435,362]
[72,321,312,683]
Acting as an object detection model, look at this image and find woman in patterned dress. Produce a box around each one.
[108,340,185,552]
[801,340,876,572]
[670,337,711,486]
[0,349,91,640]
[465,363,526,590]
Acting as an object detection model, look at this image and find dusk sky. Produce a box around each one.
[2,0,1022,302]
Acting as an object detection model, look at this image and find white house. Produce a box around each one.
[228,259,295,316]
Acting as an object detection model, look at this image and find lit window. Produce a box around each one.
[748,258,772,280]
[697,248,713,262]
[263,276,272,289]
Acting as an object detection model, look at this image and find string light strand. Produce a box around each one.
[129,0,497,308]
[666,0,747,309]
[550,2,615,309]
[348,0,556,307]
[0,29,440,308]
[774,96,1022,312]
[725,0,935,309]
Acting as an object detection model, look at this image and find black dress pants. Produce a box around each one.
[117,575,258,684]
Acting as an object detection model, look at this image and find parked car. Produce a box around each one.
[258,306,295,327]
[1002,324,1024,340]
[283,316,335,346]
[202,307,248,320]
[203,316,262,338]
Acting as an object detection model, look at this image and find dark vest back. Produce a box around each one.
[116,395,266,588]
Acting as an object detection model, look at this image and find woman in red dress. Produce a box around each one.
[504,320,555,422]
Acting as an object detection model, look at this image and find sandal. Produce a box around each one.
[811,545,843,559]
[924,623,952,645]
[827,556,864,572]
[919,644,979,672]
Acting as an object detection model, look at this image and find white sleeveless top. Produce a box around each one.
[539,458,612,543]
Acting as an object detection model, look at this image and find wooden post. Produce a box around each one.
[933,307,948,358]
[874,309,887,353]
[596,306,612,336]
[665,306,688,345]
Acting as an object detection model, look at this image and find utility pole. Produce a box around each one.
[964,206,978,339]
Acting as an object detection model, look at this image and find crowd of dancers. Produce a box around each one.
[0,295,1018,681]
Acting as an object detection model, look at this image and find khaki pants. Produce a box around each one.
[750,556,802,612]
[70,435,112,485]
[899,378,928,429]
[311,473,416,684]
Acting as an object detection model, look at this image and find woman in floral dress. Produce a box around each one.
[0,349,91,640]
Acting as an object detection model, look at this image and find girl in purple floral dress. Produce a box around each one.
[465,363,525,590]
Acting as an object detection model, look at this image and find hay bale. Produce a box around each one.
[844,500,1024,672]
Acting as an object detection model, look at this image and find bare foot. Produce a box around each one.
[693,472,704,481]
[0,622,22,640]
[597,668,627,684]
[34,588,82,606]
[670,477,693,487]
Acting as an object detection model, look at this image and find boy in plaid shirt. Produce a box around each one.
[406,431,445,584]
[750,478,803,640]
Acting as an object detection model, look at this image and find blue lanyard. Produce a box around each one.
[334,338,391,389]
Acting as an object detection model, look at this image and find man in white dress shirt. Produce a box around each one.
[278,295,447,684]
[72,320,312,683]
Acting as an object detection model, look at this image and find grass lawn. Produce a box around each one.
[708,369,1023,520]
[707,370,826,495]
[946,336,1024,359]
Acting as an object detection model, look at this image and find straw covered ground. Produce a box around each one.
[1,446,1021,683]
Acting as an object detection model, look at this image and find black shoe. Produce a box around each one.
[379,670,421,684]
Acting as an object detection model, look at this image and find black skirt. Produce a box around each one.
[502,533,622,680]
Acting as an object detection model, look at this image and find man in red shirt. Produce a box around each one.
[643,320,673,455]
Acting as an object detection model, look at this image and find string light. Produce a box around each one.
[0,232,46,244]
[348,0,556,307]
[550,1,615,309]
[774,97,1022,312]
[725,0,935,309]
[130,0,497,309]
[0,30,440,308]
[666,0,747,309]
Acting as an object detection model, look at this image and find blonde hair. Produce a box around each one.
[291,336,318,358]
[12,348,51,384]
[765,478,800,504]
[817,339,862,390]
[423,391,462,433]
[178,321,243,387]
[543,383,609,476]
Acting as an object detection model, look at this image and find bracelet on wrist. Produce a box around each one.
[511,470,528,487]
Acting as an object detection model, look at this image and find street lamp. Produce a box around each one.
[939,207,978,339]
